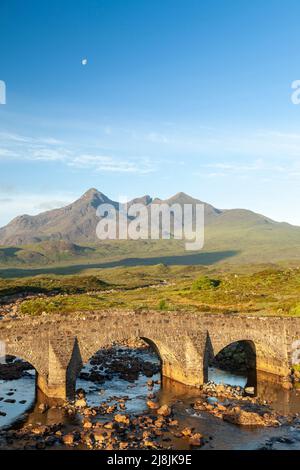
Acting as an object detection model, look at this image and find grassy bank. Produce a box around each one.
[0,264,298,317]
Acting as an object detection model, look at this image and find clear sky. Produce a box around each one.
[1,0,300,226]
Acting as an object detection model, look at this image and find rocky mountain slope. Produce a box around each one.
[0,188,299,267]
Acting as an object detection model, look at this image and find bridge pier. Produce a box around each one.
[162,361,205,387]
[36,356,79,400]
[156,333,208,388]
[37,373,70,400]
[36,337,83,400]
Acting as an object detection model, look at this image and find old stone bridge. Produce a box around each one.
[0,310,299,399]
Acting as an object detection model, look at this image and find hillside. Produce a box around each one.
[0,188,299,272]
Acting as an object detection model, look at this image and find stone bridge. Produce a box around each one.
[0,310,299,399]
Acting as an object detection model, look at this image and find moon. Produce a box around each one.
[81,58,88,66]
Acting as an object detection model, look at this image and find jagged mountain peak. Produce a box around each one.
[0,189,297,249]
[77,188,113,206]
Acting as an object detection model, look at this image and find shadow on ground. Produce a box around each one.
[0,250,238,278]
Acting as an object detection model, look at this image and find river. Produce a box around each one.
[1,346,300,450]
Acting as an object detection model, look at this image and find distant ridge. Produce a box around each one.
[0,188,299,267]
[0,188,224,245]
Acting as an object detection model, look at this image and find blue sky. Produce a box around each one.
[1,0,300,226]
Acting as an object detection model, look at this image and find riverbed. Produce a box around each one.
[1,346,300,450]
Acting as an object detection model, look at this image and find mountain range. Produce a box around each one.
[0,188,299,268]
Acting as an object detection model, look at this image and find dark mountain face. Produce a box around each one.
[0,189,114,245]
[0,189,299,252]
[0,189,219,245]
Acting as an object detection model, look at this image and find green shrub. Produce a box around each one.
[20,298,59,316]
[290,304,300,316]
[158,299,168,310]
[192,276,221,291]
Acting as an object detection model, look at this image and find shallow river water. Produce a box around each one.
[1,347,300,450]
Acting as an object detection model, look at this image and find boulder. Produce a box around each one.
[114,414,130,425]
[157,404,172,417]
[189,432,203,446]
[223,407,279,426]
[181,427,193,437]
[75,398,87,408]
[62,433,74,446]
[147,400,159,410]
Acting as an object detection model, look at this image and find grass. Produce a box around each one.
[1,263,296,318]
[192,276,221,290]
[0,275,109,297]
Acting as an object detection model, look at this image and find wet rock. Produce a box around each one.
[157,405,172,417]
[154,418,165,428]
[223,407,279,427]
[75,398,87,408]
[114,414,130,425]
[83,419,93,429]
[93,429,111,443]
[119,441,129,449]
[181,427,193,437]
[193,400,207,411]
[62,433,74,446]
[216,384,226,394]
[104,421,114,429]
[169,419,179,426]
[143,439,157,448]
[106,404,117,413]
[217,404,227,412]
[147,400,159,410]
[84,433,95,447]
[31,425,48,436]
[189,432,203,447]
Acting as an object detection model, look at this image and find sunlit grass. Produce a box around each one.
[10,264,300,318]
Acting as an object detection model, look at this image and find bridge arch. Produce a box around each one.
[207,339,257,388]
[205,326,289,379]
[214,339,256,365]
[0,353,36,379]
[75,336,162,392]
[76,334,184,382]
[3,345,45,379]
[63,328,206,400]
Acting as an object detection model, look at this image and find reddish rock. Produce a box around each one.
[157,404,172,417]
